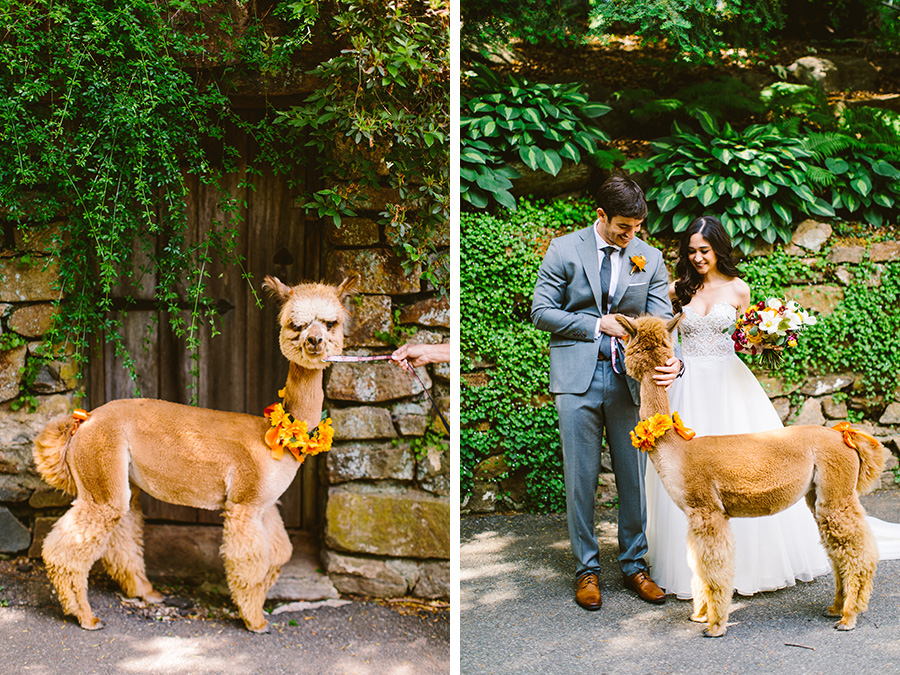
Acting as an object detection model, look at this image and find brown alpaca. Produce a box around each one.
[617,314,884,637]
[32,275,357,633]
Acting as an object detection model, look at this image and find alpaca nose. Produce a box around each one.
[307,334,323,347]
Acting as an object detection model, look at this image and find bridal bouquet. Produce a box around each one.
[732,298,817,368]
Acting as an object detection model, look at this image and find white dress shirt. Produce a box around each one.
[593,221,622,339]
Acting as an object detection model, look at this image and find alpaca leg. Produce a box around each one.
[687,558,709,624]
[685,510,735,637]
[100,491,162,604]
[261,505,292,595]
[221,502,271,633]
[42,499,123,630]
[817,499,879,631]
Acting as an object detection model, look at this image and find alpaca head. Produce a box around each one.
[263,275,358,370]
[617,314,683,381]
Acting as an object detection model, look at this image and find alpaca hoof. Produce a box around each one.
[834,618,857,631]
[79,616,104,630]
[690,613,707,623]
[246,620,270,634]
[703,625,727,638]
[143,590,164,604]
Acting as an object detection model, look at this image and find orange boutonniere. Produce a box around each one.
[630,254,646,275]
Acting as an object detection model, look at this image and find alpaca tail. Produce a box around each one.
[833,424,886,494]
[33,414,80,495]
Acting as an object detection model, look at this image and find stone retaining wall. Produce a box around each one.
[465,220,900,513]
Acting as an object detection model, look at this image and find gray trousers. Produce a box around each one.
[556,358,647,579]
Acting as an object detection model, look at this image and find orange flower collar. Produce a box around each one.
[264,393,334,462]
[630,412,695,451]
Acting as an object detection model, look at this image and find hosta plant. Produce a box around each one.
[461,64,614,211]
[625,111,835,253]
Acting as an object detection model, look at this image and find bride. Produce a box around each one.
[646,215,900,599]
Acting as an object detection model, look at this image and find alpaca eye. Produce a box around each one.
[326,321,336,330]
[291,322,307,333]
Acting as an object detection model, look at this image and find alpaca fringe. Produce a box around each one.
[33,414,79,495]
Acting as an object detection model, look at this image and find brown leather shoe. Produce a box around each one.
[623,570,666,605]
[575,573,603,610]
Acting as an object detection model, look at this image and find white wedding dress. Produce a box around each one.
[645,302,900,599]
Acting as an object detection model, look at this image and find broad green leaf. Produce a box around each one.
[692,109,718,135]
[742,162,766,177]
[711,147,733,165]
[657,187,684,213]
[521,108,542,125]
[461,148,488,165]
[720,212,737,237]
[581,103,612,118]
[740,197,760,216]
[825,157,849,174]
[678,179,700,197]
[757,180,777,197]
[790,184,816,202]
[871,159,900,179]
[672,210,693,232]
[538,148,563,176]
[726,178,745,199]
[808,196,836,217]
[865,206,883,227]
[873,192,895,208]
[760,225,777,243]
[849,174,872,197]
[475,172,513,192]
[559,142,581,163]
[842,191,859,212]
[494,188,517,211]
[462,188,488,208]
[772,201,793,226]
[697,184,719,207]
[518,145,542,171]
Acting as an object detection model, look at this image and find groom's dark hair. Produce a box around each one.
[597,175,647,221]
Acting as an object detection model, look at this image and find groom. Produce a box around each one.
[531,175,681,610]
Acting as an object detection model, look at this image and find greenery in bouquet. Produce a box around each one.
[731,298,817,368]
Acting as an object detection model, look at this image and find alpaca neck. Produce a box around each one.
[281,362,324,428]
[639,373,672,420]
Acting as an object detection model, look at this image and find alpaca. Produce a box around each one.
[617,314,884,637]
[32,274,357,633]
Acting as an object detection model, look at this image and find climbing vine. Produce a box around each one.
[0,0,448,403]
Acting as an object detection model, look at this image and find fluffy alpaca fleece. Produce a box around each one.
[618,314,884,637]
[33,275,357,633]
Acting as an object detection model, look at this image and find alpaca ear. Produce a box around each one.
[262,275,293,303]
[666,313,684,333]
[616,314,638,338]
[336,274,359,301]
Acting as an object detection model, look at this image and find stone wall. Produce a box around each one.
[465,220,900,513]
[322,216,451,599]
[0,231,79,555]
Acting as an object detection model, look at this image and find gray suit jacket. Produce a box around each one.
[531,225,674,403]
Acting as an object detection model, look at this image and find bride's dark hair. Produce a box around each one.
[673,216,743,312]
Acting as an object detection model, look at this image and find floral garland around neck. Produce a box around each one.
[630,412,695,451]
[263,389,334,462]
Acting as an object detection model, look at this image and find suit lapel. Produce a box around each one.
[612,239,640,310]
[576,225,604,313]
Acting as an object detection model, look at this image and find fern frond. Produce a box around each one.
[805,165,837,187]
[803,132,852,159]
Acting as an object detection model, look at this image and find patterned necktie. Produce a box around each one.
[600,246,615,314]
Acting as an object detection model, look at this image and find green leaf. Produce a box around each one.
[726,178,745,199]
[849,174,872,198]
[462,188,489,208]
[720,212,737,237]
[873,192,894,208]
[808,197,836,217]
[581,103,611,118]
[756,180,777,197]
[656,187,684,213]
[537,148,563,176]
[672,210,693,232]
[740,197,760,217]
[697,184,719,207]
[871,159,900,178]
[772,201,791,224]
[790,184,816,202]
[864,206,883,227]
[493,188,517,211]
[518,145,542,171]
[825,157,849,174]
[711,146,733,165]
[521,108,542,125]
[559,142,581,163]
[677,178,699,197]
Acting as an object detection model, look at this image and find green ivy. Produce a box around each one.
[461,196,593,511]
[274,0,449,293]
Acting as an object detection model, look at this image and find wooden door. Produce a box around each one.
[87,134,323,530]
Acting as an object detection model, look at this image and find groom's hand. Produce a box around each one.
[652,357,681,390]
[599,313,628,338]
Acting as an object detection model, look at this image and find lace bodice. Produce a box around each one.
[679,302,738,360]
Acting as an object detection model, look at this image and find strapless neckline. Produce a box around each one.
[683,302,736,319]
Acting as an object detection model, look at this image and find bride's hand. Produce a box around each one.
[652,357,682,391]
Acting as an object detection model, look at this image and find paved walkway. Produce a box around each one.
[461,489,900,675]
[0,558,449,675]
